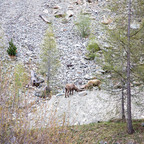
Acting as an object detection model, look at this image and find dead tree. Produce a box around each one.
[31,70,44,87]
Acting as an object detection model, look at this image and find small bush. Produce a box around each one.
[86,53,96,60]
[7,39,17,56]
[86,37,100,60]
[75,13,91,37]
[87,42,100,52]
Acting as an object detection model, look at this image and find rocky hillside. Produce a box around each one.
[0,0,144,127]
[0,0,111,86]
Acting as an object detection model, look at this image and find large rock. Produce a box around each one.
[130,20,140,29]
[99,141,107,144]
[95,69,105,75]
[66,10,74,18]
[54,10,65,18]
[39,14,52,24]
[87,0,92,3]
[84,74,94,80]
[43,9,48,14]
[53,5,61,9]
[56,93,65,97]
[76,0,82,5]
[78,91,88,96]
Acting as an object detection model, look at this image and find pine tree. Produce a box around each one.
[40,25,60,93]
[7,39,17,56]
[104,0,144,133]
[102,28,127,121]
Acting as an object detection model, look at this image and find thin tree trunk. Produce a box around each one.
[127,0,134,134]
[121,39,125,122]
[121,80,125,121]
[47,57,51,88]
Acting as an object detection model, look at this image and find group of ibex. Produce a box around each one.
[65,78,101,98]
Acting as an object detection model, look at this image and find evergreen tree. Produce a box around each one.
[102,27,127,121]
[103,0,144,133]
[7,39,17,56]
[40,25,60,93]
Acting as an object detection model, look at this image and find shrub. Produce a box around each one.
[86,36,100,60]
[75,13,91,37]
[87,42,100,52]
[7,39,17,56]
[86,53,96,60]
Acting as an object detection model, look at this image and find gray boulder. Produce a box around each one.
[79,91,88,96]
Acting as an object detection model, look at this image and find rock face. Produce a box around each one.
[29,90,120,127]
[28,89,144,128]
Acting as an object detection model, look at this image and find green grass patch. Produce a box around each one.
[19,120,144,144]
[72,120,144,143]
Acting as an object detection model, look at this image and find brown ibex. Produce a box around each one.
[65,84,80,98]
[83,79,101,90]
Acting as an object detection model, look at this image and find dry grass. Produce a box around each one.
[0,63,144,144]
[4,119,142,144]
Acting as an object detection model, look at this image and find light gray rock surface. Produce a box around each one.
[28,89,144,128]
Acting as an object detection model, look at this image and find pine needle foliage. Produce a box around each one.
[7,39,17,56]
[104,0,144,84]
[103,0,144,133]
[40,25,60,92]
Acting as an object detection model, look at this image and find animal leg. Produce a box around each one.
[98,85,101,90]
[72,89,73,95]
[70,90,72,95]
[68,89,70,97]
[65,88,67,98]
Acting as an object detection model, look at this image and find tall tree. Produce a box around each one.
[102,28,127,121]
[126,0,134,134]
[40,25,60,93]
[103,0,144,131]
